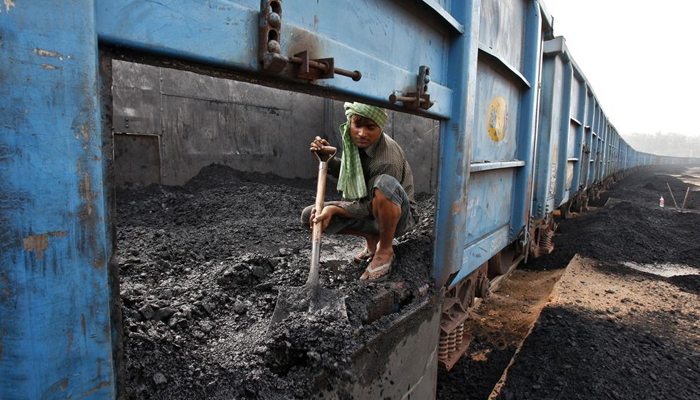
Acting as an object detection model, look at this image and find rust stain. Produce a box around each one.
[525,175,532,219]
[450,198,467,217]
[32,48,64,61]
[450,200,460,216]
[22,231,67,259]
[85,381,111,395]
[81,314,86,339]
[78,172,93,217]
[45,377,69,396]
[41,64,62,70]
[23,234,48,258]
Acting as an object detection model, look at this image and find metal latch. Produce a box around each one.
[259,1,361,81]
[288,51,361,81]
[389,65,434,110]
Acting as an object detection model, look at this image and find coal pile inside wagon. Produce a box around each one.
[116,164,434,399]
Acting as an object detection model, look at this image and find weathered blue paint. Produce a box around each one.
[533,35,584,214]
[510,0,542,242]
[568,72,586,194]
[442,0,543,287]
[583,94,595,188]
[465,169,514,245]
[533,37,566,218]
[432,0,480,287]
[416,0,466,33]
[0,1,115,399]
[599,122,607,180]
[455,224,510,284]
[554,59,572,207]
[455,171,515,282]
[96,0,455,118]
[589,107,599,185]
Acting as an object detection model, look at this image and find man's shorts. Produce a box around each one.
[300,174,415,236]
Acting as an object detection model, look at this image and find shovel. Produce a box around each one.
[268,145,348,331]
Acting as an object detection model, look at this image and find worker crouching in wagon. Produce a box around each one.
[301,102,418,281]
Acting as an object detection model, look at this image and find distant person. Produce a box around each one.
[301,102,417,281]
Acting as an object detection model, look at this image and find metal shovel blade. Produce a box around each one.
[267,285,347,334]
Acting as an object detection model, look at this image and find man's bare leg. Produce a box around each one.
[335,189,400,278]
[369,188,400,271]
[337,228,379,260]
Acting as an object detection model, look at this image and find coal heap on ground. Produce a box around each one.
[438,165,700,400]
[523,165,700,274]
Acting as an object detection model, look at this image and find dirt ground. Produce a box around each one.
[438,165,700,400]
[115,165,435,399]
[436,269,565,400]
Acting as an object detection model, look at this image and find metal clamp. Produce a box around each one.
[389,65,434,110]
[259,1,286,72]
[259,1,361,81]
[289,51,361,81]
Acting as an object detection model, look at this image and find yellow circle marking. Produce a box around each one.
[487,97,508,142]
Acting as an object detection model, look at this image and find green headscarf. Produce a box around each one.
[337,102,388,199]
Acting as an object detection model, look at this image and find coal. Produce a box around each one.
[522,166,700,272]
[117,164,434,399]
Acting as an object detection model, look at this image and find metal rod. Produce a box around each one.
[334,67,362,81]
[682,187,691,209]
[666,183,680,210]
[288,56,362,81]
[391,95,427,104]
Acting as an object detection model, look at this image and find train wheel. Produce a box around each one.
[488,244,516,276]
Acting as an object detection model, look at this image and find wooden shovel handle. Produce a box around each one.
[312,162,328,241]
[307,159,328,290]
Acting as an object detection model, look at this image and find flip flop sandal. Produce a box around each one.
[359,254,394,281]
[353,248,375,264]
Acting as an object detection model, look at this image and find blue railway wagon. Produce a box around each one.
[531,35,575,255]
[629,147,640,168]
[2,0,695,398]
[434,0,545,370]
[2,0,485,396]
[636,149,646,168]
[530,35,616,248]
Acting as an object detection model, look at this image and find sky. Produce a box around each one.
[543,0,700,138]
